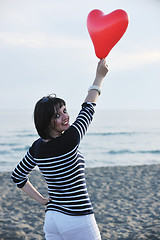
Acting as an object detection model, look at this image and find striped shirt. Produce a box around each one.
[11,102,95,216]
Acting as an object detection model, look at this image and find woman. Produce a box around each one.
[11,59,108,240]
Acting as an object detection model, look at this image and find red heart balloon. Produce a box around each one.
[87,9,129,59]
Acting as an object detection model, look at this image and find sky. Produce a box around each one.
[0,0,160,110]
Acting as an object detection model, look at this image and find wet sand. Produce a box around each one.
[0,164,160,240]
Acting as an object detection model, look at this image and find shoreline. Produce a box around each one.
[0,164,160,240]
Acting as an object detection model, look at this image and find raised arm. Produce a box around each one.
[85,59,108,103]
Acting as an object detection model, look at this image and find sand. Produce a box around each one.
[0,164,160,240]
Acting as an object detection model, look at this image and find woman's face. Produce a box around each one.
[50,105,70,138]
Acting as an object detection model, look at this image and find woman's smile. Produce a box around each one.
[50,105,70,138]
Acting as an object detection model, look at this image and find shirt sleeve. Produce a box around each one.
[11,149,36,188]
[70,102,96,142]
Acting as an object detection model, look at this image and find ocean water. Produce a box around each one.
[0,109,160,172]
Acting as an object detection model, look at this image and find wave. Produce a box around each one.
[12,146,30,151]
[108,150,160,155]
[16,134,37,138]
[139,150,160,154]
[0,143,18,147]
[0,146,29,154]
[87,132,142,136]
[0,150,11,155]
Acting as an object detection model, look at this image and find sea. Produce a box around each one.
[0,109,160,172]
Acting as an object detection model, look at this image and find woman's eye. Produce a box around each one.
[56,114,60,118]
[63,109,67,113]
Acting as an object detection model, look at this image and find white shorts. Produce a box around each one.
[44,210,101,240]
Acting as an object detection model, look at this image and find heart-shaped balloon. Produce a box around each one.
[87,9,129,59]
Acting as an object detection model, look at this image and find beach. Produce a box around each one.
[0,164,160,240]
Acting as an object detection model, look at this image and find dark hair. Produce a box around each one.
[34,95,66,139]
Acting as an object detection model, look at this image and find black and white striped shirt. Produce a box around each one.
[11,102,95,216]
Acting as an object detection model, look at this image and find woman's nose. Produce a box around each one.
[62,112,68,119]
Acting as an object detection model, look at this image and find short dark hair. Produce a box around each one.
[34,95,66,139]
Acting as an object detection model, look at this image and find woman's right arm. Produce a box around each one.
[11,149,50,205]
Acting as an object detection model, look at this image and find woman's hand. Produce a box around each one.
[96,59,109,80]
[40,197,51,205]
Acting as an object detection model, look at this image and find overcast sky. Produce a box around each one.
[0,0,160,110]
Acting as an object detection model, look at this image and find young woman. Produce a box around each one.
[11,59,109,240]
